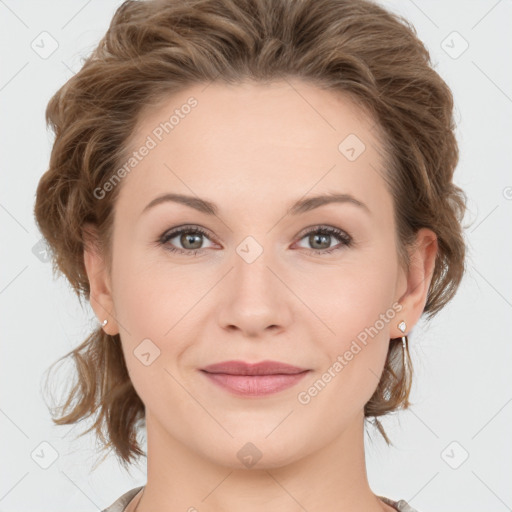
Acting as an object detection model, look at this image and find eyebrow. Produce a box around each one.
[141,192,370,217]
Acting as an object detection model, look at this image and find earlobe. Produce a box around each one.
[82,223,118,335]
[394,228,438,337]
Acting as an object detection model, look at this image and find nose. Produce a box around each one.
[215,239,293,337]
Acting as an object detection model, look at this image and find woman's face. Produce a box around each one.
[89,79,431,468]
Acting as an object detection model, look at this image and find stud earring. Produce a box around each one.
[102,319,108,327]
[398,320,406,333]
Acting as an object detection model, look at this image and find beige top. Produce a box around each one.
[101,486,421,512]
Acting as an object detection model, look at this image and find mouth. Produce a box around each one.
[200,360,311,397]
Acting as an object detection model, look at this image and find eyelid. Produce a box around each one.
[296,224,349,238]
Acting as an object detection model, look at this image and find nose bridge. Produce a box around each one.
[231,232,277,294]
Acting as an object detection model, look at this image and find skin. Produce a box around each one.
[84,79,437,512]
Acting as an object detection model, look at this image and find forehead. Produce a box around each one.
[117,79,391,218]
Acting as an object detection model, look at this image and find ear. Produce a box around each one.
[393,228,438,337]
[83,223,119,335]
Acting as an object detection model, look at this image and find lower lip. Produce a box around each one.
[201,371,310,397]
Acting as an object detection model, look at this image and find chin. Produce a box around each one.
[191,430,310,471]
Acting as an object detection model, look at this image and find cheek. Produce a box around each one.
[109,239,171,356]
[306,246,398,343]
[314,248,398,390]
[111,229,175,329]
[110,247,205,376]
[110,259,187,404]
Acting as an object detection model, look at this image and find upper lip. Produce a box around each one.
[201,360,309,376]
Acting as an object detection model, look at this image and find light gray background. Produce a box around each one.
[1,1,511,511]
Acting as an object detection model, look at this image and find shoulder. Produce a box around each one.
[379,495,422,512]
[101,486,145,512]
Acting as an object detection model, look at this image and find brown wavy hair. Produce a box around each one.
[34,0,467,471]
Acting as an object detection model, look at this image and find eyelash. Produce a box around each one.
[158,224,353,257]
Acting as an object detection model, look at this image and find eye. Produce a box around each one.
[159,225,216,256]
[295,225,353,255]
[158,224,353,257]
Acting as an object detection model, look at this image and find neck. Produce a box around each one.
[133,409,393,512]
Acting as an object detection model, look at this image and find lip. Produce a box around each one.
[200,360,310,397]
[201,360,308,375]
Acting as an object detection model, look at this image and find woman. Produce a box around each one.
[34,0,467,511]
